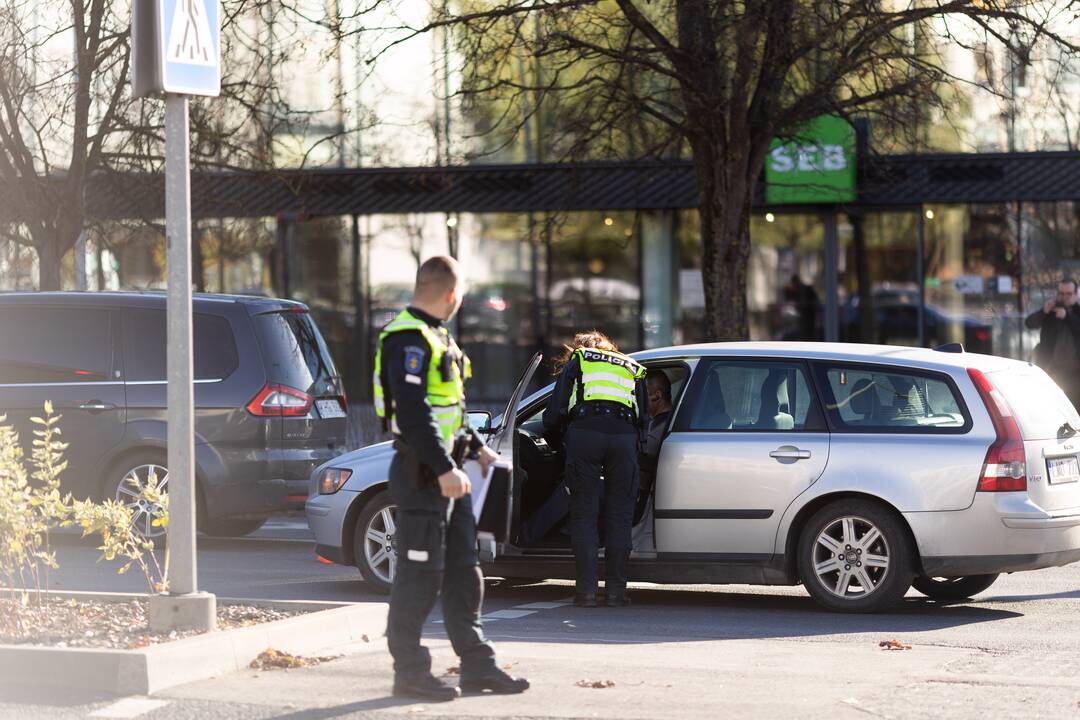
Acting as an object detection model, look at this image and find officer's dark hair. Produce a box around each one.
[551,330,617,375]
[647,369,671,402]
[415,255,460,299]
[1060,277,1078,293]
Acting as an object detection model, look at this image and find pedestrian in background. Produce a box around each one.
[374,255,529,701]
[1026,277,1080,410]
[542,331,648,607]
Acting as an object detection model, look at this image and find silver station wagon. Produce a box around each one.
[306,342,1080,612]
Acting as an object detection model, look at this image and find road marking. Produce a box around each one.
[515,600,572,610]
[482,609,536,620]
[89,697,170,718]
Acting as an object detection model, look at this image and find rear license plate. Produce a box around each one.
[1046,456,1080,485]
[315,399,346,419]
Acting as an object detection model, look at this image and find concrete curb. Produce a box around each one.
[0,591,388,695]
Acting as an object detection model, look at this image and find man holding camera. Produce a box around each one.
[1026,278,1080,410]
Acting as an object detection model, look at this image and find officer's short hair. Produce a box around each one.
[1061,277,1078,293]
[415,256,460,298]
[647,369,671,401]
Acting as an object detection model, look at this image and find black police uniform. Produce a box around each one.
[542,353,649,605]
[381,306,527,700]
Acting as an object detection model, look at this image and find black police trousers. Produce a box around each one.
[386,446,496,680]
[564,426,638,596]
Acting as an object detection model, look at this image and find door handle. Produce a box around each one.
[770,446,811,460]
[79,401,115,412]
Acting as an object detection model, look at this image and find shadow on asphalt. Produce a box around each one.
[265,696,423,719]
[981,588,1080,602]
[471,582,1024,643]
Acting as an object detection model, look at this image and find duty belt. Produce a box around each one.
[575,401,636,425]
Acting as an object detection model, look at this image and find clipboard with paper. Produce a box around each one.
[463,459,512,541]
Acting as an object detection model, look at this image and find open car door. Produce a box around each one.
[473,352,543,560]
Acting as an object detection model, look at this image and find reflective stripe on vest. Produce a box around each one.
[373,309,469,448]
[571,347,644,411]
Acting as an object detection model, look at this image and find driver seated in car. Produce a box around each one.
[631,370,674,553]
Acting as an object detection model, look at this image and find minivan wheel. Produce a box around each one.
[353,490,397,594]
[104,451,170,540]
[912,574,999,601]
[797,499,914,613]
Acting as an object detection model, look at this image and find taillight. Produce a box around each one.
[247,383,313,417]
[967,368,1026,492]
[318,467,352,494]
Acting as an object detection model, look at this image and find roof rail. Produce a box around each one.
[934,342,965,353]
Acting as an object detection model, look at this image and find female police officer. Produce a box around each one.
[542,331,648,607]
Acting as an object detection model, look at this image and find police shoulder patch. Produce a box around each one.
[404,345,426,375]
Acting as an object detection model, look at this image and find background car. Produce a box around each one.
[307,341,1080,612]
[0,291,348,537]
[841,287,994,354]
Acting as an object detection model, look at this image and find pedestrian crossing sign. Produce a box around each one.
[157,0,220,96]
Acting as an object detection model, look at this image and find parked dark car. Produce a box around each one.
[842,288,993,354]
[0,292,348,536]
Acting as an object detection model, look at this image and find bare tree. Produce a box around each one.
[375,0,1078,340]
[0,0,358,290]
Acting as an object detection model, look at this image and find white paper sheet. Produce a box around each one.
[464,459,497,523]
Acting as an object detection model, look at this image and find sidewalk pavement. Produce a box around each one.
[154,625,1078,719]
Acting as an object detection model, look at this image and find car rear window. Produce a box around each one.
[122,309,239,381]
[0,306,112,383]
[989,366,1080,440]
[253,310,339,392]
[814,363,970,433]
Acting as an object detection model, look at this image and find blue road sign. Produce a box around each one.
[157,0,220,96]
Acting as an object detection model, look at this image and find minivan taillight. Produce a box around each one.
[247,383,313,417]
[967,368,1026,492]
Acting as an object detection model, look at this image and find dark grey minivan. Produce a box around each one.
[0,292,347,536]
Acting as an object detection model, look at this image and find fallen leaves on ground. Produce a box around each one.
[575,679,616,689]
[879,639,913,651]
[361,634,370,642]
[249,647,342,670]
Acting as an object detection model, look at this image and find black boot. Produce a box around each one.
[393,674,461,702]
[604,590,630,607]
[574,592,598,607]
[460,666,530,695]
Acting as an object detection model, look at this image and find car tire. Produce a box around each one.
[102,450,171,541]
[198,514,270,538]
[797,499,914,613]
[912,574,999,601]
[353,490,397,594]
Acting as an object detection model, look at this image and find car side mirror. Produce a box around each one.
[467,411,492,434]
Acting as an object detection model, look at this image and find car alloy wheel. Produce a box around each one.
[812,515,890,598]
[363,504,398,586]
[114,463,169,539]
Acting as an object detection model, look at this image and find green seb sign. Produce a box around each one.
[766,115,856,204]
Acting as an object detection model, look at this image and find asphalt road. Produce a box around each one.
[4,515,1080,719]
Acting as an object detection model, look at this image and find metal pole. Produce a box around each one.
[823,210,839,342]
[165,94,197,597]
[916,208,926,347]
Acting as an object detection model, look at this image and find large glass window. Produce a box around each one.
[680,360,822,432]
[0,307,112,383]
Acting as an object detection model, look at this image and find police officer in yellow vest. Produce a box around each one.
[375,256,529,701]
[542,331,648,607]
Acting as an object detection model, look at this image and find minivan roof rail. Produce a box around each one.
[934,342,965,353]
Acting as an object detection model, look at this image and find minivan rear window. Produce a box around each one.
[253,310,339,393]
[989,366,1080,440]
[122,310,239,381]
[0,306,112,383]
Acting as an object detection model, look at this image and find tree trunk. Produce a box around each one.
[695,145,754,342]
[37,241,63,291]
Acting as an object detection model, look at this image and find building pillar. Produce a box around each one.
[823,210,840,342]
[640,210,677,349]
